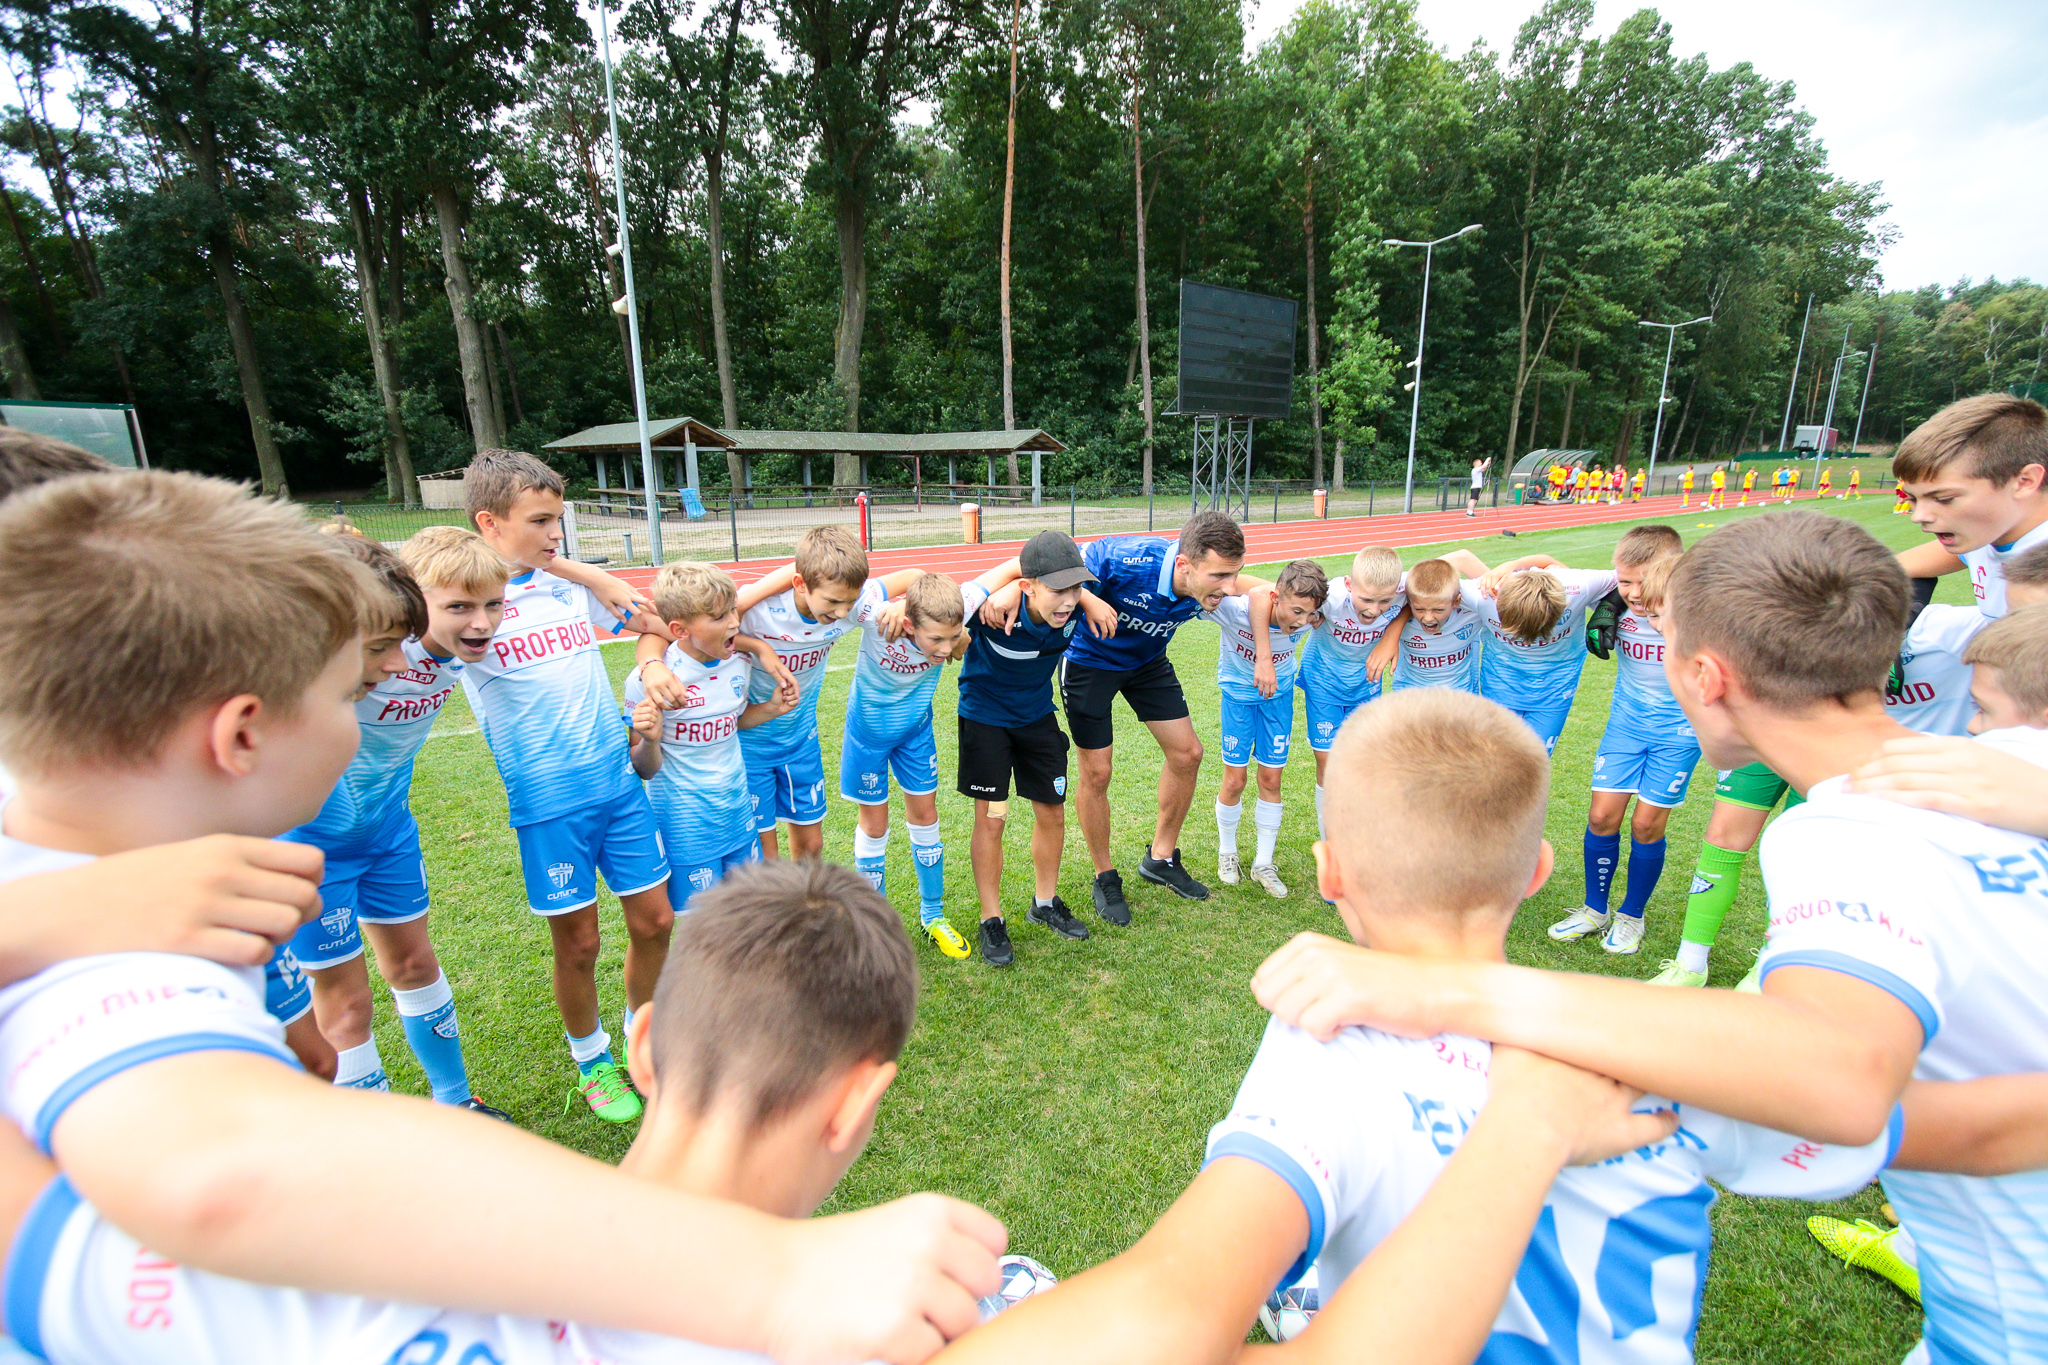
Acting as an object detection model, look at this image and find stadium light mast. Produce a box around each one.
[598,0,662,564]
[1777,292,1814,451]
[1817,341,1866,492]
[1637,315,1712,492]
[1385,223,1481,514]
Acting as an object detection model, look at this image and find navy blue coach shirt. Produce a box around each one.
[1063,536,1202,672]
[956,581,1081,727]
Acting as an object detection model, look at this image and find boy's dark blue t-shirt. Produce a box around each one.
[1063,535,1201,672]
[957,581,1079,727]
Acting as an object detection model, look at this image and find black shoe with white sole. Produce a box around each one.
[1092,869,1132,926]
[980,916,1016,967]
[1137,848,1210,900]
[459,1097,513,1122]
[1028,896,1090,940]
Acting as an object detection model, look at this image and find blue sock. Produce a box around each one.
[1617,837,1667,920]
[393,972,470,1106]
[1583,830,1621,912]
[908,821,945,925]
[854,827,888,896]
[568,1027,613,1076]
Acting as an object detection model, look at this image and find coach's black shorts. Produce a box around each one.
[1059,655,1188,751]
[957,713,1071,805]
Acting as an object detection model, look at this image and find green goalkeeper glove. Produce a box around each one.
[1586,589,1626,660]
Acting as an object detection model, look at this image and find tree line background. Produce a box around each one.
[1,0,2043,501]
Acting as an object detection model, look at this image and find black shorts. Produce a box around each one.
[957,713,1071,805]
[1060,655,1188,751]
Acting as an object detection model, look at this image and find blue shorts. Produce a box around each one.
[1591,726,1701,808]
[265,945,312,1026]
[281,813,432,969]
[671,834,762,906]
[1506,699,1576,755]
[1220,690,1294,768]
[746,744,830,832]
[840,721,940,805]
[1300,678,1376,752]
[514,785,671,915]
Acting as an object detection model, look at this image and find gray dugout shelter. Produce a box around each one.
[1,399,149,467]
[1508,448,1599,492]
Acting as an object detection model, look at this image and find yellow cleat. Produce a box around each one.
[924,917,972,960]
[1808,1216,1920,1304]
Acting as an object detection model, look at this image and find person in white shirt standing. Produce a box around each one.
[1467,456,1492,517]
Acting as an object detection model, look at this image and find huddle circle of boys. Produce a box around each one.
[0,388,2042,1365]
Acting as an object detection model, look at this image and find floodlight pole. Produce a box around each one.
[1778,292,1813,452]
[1386,224,1481,514]
[1816,339,1864,493]
[1851,333,1879,456]
[1637,314,1711,490]
[598,0,662,565]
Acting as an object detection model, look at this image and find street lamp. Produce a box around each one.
[1386,224,1482,513]
[1637,315,1712,492]
[597,0,663,563]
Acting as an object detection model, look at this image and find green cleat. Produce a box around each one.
[570,1060,642,1123]
[1808,1216,1920,1303]
[1735,953,1764,994]
[1648,959,1708,988]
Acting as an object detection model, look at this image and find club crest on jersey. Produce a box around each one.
[547,862,575,890]
[689,868,715,893]
[549,582,575,607]
[730,674,746,695]
[321,903,353,939]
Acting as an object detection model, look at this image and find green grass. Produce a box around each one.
[383,492,1941,1362]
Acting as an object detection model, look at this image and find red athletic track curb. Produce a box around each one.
[602,490,1841,591]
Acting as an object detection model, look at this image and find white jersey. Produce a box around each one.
[1202,594,1311,703]
[460,568,636,827]
[1605,611,1691,742]
[1464,569,1617,709]
[625,645,755,860]
[9,1181,785,1365]
[0,830,293,1156]
[295,638,458,849]
[1888,604,1985,738]
[1959,517,2048,619]
[738,583,874,763]
[1757,726,2048,1364]
[1207,1017,1891,1365]
[1389,604,1482,693]
[845,589,947,748]
[1299,577,1405,702]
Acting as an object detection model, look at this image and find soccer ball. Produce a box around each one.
[1258,1263,1321,1342]
[978,1254,1059,1322]
[1837,494,1846,499]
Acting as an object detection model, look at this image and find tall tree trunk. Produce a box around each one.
[1332,436,1344,492]
[999,0,1022,487]
[832,186,868,486]
[1526,374,1542,456]
[494,322,526,427]
[382,190,406,330]
[17,109,134,402]
[429,176,504,453]
[1132,69,1155,496]
[346,184,417,504]
[207,237,288,496]
[481,311,509,437]
[1558,337,1581,448]
[704,0,745,490]
[0,186,63,351]
[0,298,37,398]
[1303,153,1322,488]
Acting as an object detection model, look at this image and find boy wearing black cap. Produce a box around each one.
[956,532,1114,966]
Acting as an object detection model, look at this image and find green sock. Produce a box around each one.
[1680,842,1748,949]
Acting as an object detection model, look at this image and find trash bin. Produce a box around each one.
[1514,485,1525,505]
[1313,488,1327,518]
[961,502,981,544]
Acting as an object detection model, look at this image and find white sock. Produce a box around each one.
[1676,940,1711,975]
[854,828,889,861]
[1254,799,1284,867]
[335,1039,387,1089]
[1215,799,1243,856]
[567,1026,612,1067]
[390,971,454,1018]
[1313,784,1326,842]
[622,1004,636,1043]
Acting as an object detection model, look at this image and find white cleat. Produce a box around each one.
[1249,863,1288,898]
[1601,913,1646,955]
[1218,851,1242,886]
[1547,906,1611,942]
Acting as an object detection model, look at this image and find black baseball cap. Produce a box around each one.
[1019,530,1096,590]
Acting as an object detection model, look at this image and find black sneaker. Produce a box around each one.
[1138,848,1210,901]
[459,1096,513,1123]
[1028,896,1091,940]
[979,916,1016,967]
[1092,869,1132,926]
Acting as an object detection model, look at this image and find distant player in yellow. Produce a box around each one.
[1631,467,1646,501]
[1610,466,1627,503]
[1788,467,1801,497]
[1548,464,1568,501]
[1818,466,1833,496]
[1893,481,1911,514]
[1772,466,1789,500]
[1573,466,1590,502]
[1680,466,1695,506]
[1739,467,1756,505]
[1708,465,1726,508]
[1849,467,1862,498]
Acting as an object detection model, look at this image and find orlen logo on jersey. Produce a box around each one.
[492,617,594,668]
[375,686,452,723]
[678,683,707,709]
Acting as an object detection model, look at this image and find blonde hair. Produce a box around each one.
[1635,556,1677,612]
[793,525,869,591]
[904,572,964,627]
[1615,525,1683,567]
[465,448,563,525]
[401,525,513,595]
[1324,690,1549,916]
[0,472,372,777]
[1495,570,1567,642]
[653,561,739,625]
[1963,605,2048,718]
[1405,558,1458,601]
[1351,545,1401,589]
[2004,542,2048,591]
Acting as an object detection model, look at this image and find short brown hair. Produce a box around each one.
[1495,570,1567,642]
[1666,513,1908,706]
[1178,511,1245,564]
[1351,545,1401,588]
[794,525,868,591]
[333,533,428,639]
[647,859,916,1129]
[652,561,738,624]
[1275,559,1329,607]
[2001,542,2048,591]
[401,525,513,595]
[465,448,564,525]
[904,572,964,627]
[1615,525,1683,567]
[0,473,371,777]
[0,426,113,500]
[1964,605,2048,718]
[1324,690,1548,916]
[1893,394,2048,486]
[1406,558,1457,600]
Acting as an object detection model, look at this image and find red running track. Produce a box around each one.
[606,489,1787,591]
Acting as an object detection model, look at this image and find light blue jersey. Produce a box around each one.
[845,590,948,749]
[1299,577,1404,704]
[1204,594,1312,703]
[460,568,635,828]
[294,638,456,852]
[738,582,879,763]
[1605,610,1690,741]
[1464,568,1616,711]
[1389,605,1482,694]
[625,644,757,869]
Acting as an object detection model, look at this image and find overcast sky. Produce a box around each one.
[1241,0,2048,292]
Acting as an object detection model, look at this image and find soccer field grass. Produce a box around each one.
[393,494,1944,1362]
